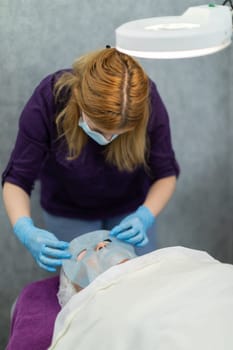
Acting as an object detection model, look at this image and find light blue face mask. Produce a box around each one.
[62,230,137,288]
[78,118,118,145]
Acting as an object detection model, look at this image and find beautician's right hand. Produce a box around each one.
[13,217,71,272]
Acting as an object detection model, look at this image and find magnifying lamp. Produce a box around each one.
[115,2,233,59]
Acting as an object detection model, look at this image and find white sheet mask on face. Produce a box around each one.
[62,230,137,288]
[78,118,118,145]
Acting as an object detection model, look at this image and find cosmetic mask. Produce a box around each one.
[62,230,137,288]
[78,118,118,145]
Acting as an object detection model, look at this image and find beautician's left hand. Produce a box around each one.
[110,205,155,247]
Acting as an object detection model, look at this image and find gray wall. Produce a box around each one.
[0,0,232,347]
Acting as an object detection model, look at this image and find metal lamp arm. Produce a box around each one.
[222,0,233,10]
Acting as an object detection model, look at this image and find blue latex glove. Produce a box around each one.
[13,217,71,272]
[110,205,155,247]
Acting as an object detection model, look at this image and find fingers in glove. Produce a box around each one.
[38,260,57,272]
[42,246,71,259]
[135,235,149,247]
[43,239,69,250]
[39,254,63,267]
[110,222,133,236]
[116,227,140,240]
[125,232,145,245]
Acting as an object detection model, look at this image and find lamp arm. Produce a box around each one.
[222,0,233,10]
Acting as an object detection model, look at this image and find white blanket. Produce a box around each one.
[49,247,233,350]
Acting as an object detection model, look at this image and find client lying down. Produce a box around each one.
[49,231,233,350]
[7,230,233,350]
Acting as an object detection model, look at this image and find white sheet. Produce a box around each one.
[49,247,233,350]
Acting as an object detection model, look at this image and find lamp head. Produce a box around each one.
[115,4,232,59]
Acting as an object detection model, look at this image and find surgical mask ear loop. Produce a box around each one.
[78,118,118,145]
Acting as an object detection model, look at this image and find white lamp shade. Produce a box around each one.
[115,5,232,59]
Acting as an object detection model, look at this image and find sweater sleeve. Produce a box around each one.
[1,73,56,195]
[147,81,180,181]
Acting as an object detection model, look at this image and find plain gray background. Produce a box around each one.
[0,0,232,347]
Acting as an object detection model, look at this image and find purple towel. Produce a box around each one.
[6,276,61,350]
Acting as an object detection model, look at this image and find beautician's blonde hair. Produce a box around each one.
[54,48,150,172]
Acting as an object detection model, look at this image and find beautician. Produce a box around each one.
[2,47,179,272]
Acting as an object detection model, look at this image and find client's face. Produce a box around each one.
[63,230,137,288]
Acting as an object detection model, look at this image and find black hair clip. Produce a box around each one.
[105,45,111,49]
